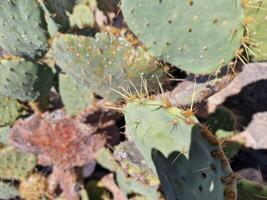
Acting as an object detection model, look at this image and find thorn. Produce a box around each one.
[111,88,129,100]
[156,75,164,96]
[128,78,141,99]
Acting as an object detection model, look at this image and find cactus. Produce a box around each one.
[38,0,70,36]
[245,0,267,61]
[237,179,267,200]
[114,141,160,187]
[0,181,20,199]
[0,59,54,101]
[0,146,36,180]
[97,148,161,200]
[52,32,164,100]
[121,0,245,74]
[0,0,49,59]
[60,0,76,12]
[125,99,236,200]
[0,95,24,126]
[0,126,11,145]
[85,179,110,200]
[59,74,93,116]
[69,1,95,29]
[205,107,237,138]
[19,173,48,200]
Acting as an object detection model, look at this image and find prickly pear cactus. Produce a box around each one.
[0,181,20,199]
[121,0,245,74]
[114,141,160,187]
[52,32,164,100]
[0,146,36,180]
[19,173,48,200]
[0,0,49,59]
[205,107,237,138]
[97,148,161,200]
[237,179,267,200]
[38,0,70,36]
[69,2,95,29]
[0,95,23,126]
[0,59,54,101]
[125,99,237,200]
[245,0,267,61]
[0,126,10,145]
[61,0,76,12]
[59,74,93,116]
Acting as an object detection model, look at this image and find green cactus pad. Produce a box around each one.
[0,95,23,127]
[121,0,245,74]
[0,59,54,101]
[97,148,160,200]
[0,147,36,180]
[114,141,159,187]
[0,0,49,59]
[0,126,10,145]
[0,181,20,199]
[69,3,95,29]
[61,0,75,12]
[237,179,267,200]
[52,33,164,100]
[59,74,93,116]
[245,0,267,61]
[38,0,70,36]
[125,99,236,200]
[205,107,237,138]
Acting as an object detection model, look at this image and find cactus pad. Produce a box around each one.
[52,33,164,100]
[125,99,236,200]
[19,173,48,200]
[0,95,23,126]
[0,181,20,199]
[0,0,49,59]
[38,0,70,36]
[59,74,93,116]
[69,3,95,29]
[121,0,245,74]
[0,146,36,180]
[97,147,160,199]
[205,107,237,138]
[0,59,54,101]
[237,179,267,200]
[245,0,267,61]
[0,126,10,145]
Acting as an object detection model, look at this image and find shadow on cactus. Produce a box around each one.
[125,99,237,200]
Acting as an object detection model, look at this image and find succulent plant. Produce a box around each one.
[0,126,11,146]
[125,98,237,200]
[0,181,20,200]
[244,0,267,61]
[59,74,93,116]
[0,146,36,180]
[38,0,70,36]
[121,0,245,74]
[0,59,54,101]
[52,32,165,100]
[0,95,24,127]
[69,1,95,29]
[97,147,161,200]
[205,107,237,138]
[0,0,49,59]
[19,173,49,200]
[237,179,267,200]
